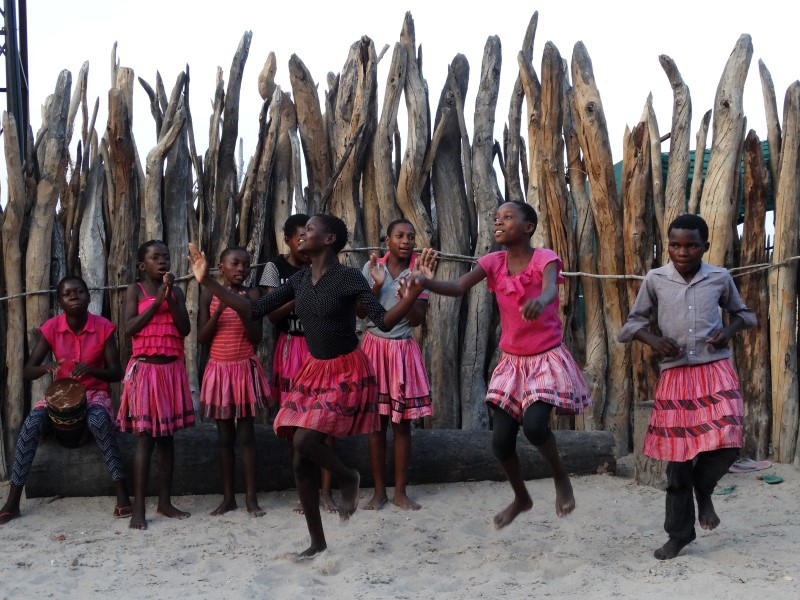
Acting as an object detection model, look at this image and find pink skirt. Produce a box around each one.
[361,332,432,423]
[35,388,114,422]
[271,332,310,404]
[199,355,271,420]
[117,358,195,437]
[644,359,743,462]
[273,349,380,439]
[486,344,591,421]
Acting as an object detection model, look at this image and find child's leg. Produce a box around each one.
[391,419,420,510]
[364,416,390,510]
[320,437,338,513]
[0,409,49,523]
[130,434,156,530]
[522,402,575,517]
[293,428,359,521]
[656,459,696,559]
[491,408,532,529]
[211,419,237,516]
[237,417,265,516]
[86,406,131,511]
[292,447,327,557]
[155,436,190,520]
[693,447,739,530]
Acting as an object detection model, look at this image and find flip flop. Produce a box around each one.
[729,458,773,473]
[761,474,784,485]
[713,484,736,495]
[0,511,20,525]
[113,505,133,519]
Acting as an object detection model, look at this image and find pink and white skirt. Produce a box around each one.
[644,359,743,462]
[486,344,591,421]
[361,332,432,423]
[271,332,310,405]
[117,358,195,437]
[199,355,271,420]
[273,349,380,439]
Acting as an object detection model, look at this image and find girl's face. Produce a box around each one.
[386,223,416,261]
[285,226,309,264]
[668,228,708,278]
[218,250,251,286]
[298,217,328,254]
[58,280,90,316]
[493,203,534,245]
[139,243,171,279]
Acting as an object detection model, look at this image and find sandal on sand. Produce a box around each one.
[113,505,133,519]
[0,511,20,525]
[760,474,784,485]
[729,458,773,473]
[713,484,736,495]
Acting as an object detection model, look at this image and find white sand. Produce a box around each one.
[1,457,798,599]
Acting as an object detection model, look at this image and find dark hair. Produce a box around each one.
[313,213,349,253]
[283,213,310,237]
[504,200,538,235]
[219,246,250,262]
[668,214,709,243]
[136,239,168,263]
[57,275,89,295]
[386,218,415,237]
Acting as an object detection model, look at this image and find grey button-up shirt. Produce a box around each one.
[617,262,757,369]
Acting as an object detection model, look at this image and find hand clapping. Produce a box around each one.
[188,243,209,284]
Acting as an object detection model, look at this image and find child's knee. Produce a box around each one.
[491,434,516,462]
[522,422,552,447]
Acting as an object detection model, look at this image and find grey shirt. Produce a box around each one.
[360,260,427,340]
[617,262,757,369]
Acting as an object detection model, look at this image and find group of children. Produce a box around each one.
[0,203,754,563]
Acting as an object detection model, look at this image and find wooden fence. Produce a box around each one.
[2,11,799,478]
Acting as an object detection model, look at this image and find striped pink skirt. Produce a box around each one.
[199,355,271,420]
[117,358,195,437]
[361,332,432,423]
[645,359,743,462]
[486,344,591,421]
[271,332,310,405]
[273,348,380,439]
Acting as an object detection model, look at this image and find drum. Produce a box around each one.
[45,378,89,448]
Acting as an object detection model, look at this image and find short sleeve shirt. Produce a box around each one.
[259,255,305,336]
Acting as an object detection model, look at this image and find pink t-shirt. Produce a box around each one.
[477,248,564,355]
[38,312,116,392]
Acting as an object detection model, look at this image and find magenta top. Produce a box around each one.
[477,248,564,355]
[131,283,185,358]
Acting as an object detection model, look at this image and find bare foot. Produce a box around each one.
[554,474,576,517]
[293,543,327,560]
[363,492,388,511]
[129,507,147,530]
[493,496,533,529]
[654,537,691,560]
[210,497,238,516]
[246,496,266,518]
[292,502,304,515]
[393,492,421,511]
[697,496,720,530]
[320,492,339,514]
[339,469,361,521]
[0,508,21,525]
[156,503,191,520]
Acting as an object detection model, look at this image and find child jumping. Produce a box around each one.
[198,246,270,517]
[118,240,195,530]
[0,275,131,524]
[415,200,590,528]
[189,213,426,558]
[360,218,432,511]
[617,214,756,560]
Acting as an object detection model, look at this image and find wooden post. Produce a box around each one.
[660,55,691,229]
[687,110,711,215]
[634,401,666,489]
[643,94,665,262]
[758,60,781,193]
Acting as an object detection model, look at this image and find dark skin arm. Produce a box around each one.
[124,274,190,337]
[241,287,264,344]
[196,286,225,346]
[519,261,559,321]
[261,286,296,325]
[23,332,122,383]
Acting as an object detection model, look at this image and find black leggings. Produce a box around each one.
[491,402,554,461]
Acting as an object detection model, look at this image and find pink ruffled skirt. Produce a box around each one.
[644,359,743,462]
[199,355,270,420]
[271,332,310,405]
[273,349,380,439]
[486,344,591,421]
[117,358,195,437]
[361,332,432,423]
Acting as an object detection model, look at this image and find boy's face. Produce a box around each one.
[668,228,709,277]
[286,226,309,264]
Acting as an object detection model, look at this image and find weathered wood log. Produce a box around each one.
[660,55,691,231]
[448,64,477,251]
[270,92,297,254]
[643,94,666,262]
[633,401,666,489]
[758,60,781,192]
[736,130,771,460]
[25,426,616,497]
[143,117,185,242]
[700,34,752,267]
[78,155,107,315]
[687,110,711,215]
[769,81,800,463]
[571,42,631,455]
[461,36,502,430]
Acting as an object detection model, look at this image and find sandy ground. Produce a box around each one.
[1,456,798,599]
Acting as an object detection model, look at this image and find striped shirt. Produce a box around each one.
[209,295,256,362]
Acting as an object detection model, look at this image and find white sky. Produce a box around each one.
[6,0,799,196]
